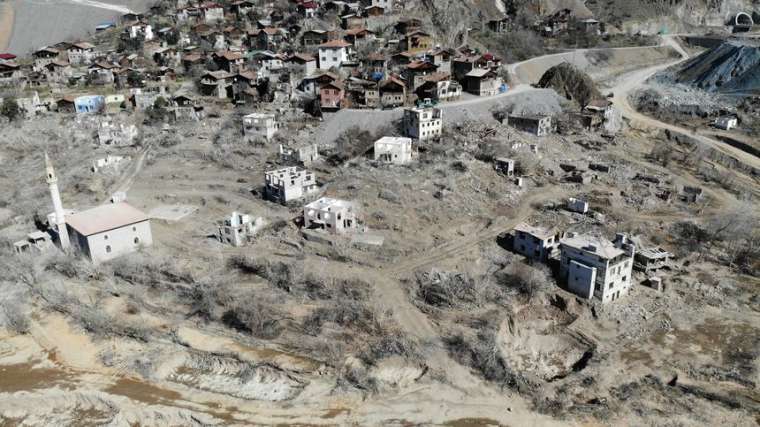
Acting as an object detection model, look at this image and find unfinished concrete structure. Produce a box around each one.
[264,167,318,204]
[92,155,128,173]
[374,136,413,164]
[218,212,265,247]
[513,223,560,261]
[279,143,319,165]
[97,120,139,146]
[403,107,442,141]
[567,197,589,214]
[243,112,278,141]
[559,233,635,303]
[634,247,673,273]
[494,157,515,176]
[303,197,358,234]
[14,231,54,254]
[509,115,554,136]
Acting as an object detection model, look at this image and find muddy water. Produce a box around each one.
[104,377,182,406]
[0,363,72,393]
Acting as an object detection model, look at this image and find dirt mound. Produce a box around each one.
[537,63,602,108]
[675,39,760,94]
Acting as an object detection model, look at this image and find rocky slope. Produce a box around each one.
[537,62,603,107]
[675,38,760,93]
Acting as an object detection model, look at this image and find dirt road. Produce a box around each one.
[611,36,760,174]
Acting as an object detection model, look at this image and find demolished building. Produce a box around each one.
[264,167,318,204]
[559,233,635,303]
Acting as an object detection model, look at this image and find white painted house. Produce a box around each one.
[403,107,442,141]
[559,233,635,304]
[317,39,351,70]
[374,136,413,164]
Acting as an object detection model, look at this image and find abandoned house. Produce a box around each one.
[303,197,358,234]
[567,197,589,214]
[513,223,561,261]
[374,136,413,164]
[218,211,265,247]
[14,231,54,254]
[634,246,673,273]
[463,68,502,96]
[508,114,554,136]
[98,120,139,146]
[679,185,704,203]
[713,116,738,131]
[559,233,635,303]
[242,112,278,141]
[279,143,320,165]
[403,107,442,141]
[264,167,318,204]
[494,157,515,176]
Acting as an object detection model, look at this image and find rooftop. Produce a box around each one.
[306,197,353,211]
[66,202,149,236]
[375,136,411,146]
[560,234,624,260]
[514,223,556,240]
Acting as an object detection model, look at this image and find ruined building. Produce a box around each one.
[374,136,413,164]
[513,223,561,261]
[403,107,442,141]
[264,167,318,204]
[303,197,358,234]
[219,212,265,247]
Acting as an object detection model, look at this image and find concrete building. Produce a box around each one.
[494,157,514,176]
[508,115,554,136]
[74,95,105,114]
[559,233,635,304]
[14,231,54,254]
[374,136,413,164]
[218,212,265,246]
[634,246,673,273]
[264,167,318,204]
[279,143,319,165]
[567,197,589,214]
[403,107,442,141]
[66,202,153,264]
[92,155,128,173]
[317,39,351,70]
[714,116,738,131]
[303,197,358,234]
[243,113,278,141]
[98,120,139,146]
[513,223,560,261]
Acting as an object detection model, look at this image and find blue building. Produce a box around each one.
[74,95,105,114]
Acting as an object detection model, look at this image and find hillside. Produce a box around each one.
[537,62,602,107]
[675,39,760,93]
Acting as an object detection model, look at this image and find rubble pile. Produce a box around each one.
[673,39,760,93]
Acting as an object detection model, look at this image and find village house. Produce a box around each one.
[344,28,375,47]
[318,39,352,70]
[374,136,413,164]
[509,114,554,136]
[213,51,245,73]
[559,233,635,303]
[298,1,318,17]
[341,14,365,30]
[463,68,502,96]
[400,30,433,54]
[74,95,105,114]
[255,28,286,51]
[494,157,515,176]
[403,106,442,140]
[302,29,329,47]
[199,70,234,98]
[487,15,511,33]
[0,61,23,88]
[395,17,422,35]
[714,116,738,131]
[243,112,278,141]
[32,47,60,71]
[66,42,96,65]
[218,212,265,247]
[415,73,462,103]
[287,53,317,75]
[380,77,406,108]
[320,80,345,110]
[265,167,319,204]
[200,2,224,23]
[252,51,284,77]
[425,48,453,73]
[298,70,338,96]
[634,246,673,273]
[364,5,385,16]
[576,18,601,35]
[364,52,388,77]
[229,0,255,18]
[405,60,438,90]
[513,223,561,261]
[280,143,320,165]
[303,197,358,234]
[88,61,119,85]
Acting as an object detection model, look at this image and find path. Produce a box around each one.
[611,35,760,174]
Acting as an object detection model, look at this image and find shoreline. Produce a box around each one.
[0,0,15,52]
